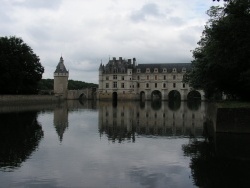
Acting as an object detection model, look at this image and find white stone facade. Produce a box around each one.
[98,57,204,101]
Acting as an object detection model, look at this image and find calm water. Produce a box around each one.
[0,100,250,188]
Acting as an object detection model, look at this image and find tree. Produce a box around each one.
[0,36,44,94]
[37,79,98,91]
[185,0,250,100]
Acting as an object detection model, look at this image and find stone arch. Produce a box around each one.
[140,91,145,101]
[168,90,181,101]
[187,90,201,100]
[79,93,87,100]
[151,90,162,101]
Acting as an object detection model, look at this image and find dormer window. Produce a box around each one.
[137,69,141,73]
[172,68,176,72]
[154,68,158,73]
[182,67,186,72]
[146,68,150,73]
[163,68,167,73]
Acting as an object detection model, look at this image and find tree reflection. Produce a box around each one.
[0,111,43,171]
[182,135,250,188]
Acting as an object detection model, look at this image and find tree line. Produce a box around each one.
[38,79,98,90]
[184,0,250,100]
[0,36,44,94]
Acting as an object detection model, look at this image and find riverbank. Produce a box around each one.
[0,95,62,104]
[216,101,250,108]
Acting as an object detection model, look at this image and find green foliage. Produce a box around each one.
[185,1,250,100]
[0,36,44,94]
[38,79,54,90]
[38,79,98,90]
[68,80,98,90]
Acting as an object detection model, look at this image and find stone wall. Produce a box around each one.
[0,95,61,104]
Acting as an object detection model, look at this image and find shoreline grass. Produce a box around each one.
[216,101,250,108]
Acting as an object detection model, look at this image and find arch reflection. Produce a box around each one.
[98,101,205,143]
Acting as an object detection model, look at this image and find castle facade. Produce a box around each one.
[98,57,204,101]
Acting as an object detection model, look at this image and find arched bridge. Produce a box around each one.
[67,88,97,100]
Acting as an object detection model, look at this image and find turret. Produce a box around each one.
[54,56,69,99]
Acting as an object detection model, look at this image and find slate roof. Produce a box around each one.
[54,56,69,73]
[135,63,191,73]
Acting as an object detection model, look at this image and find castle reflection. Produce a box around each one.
[98,101,206,142]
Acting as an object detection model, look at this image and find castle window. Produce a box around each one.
[163,83,166,88]
[113,82,117,88]
[137,69,141,73]
[122,76,124,80]
[155,83,157,88]
[147,75,149,80]
[106,76,109,80]
[106,83,109,88]
[183,83,185,88]
[164,75,166,80]
[154,68,158,73]
[182,67,186,72]
[146,68,150,73]
[173,68,176,72]
[137,83,140,88]
[163,68,167,73]
[146,83,149,88]
[155,75,157,80]
[137,75,140,80]
[173,83,176,88]
[173,75,176,80]
[121,83,125,88]
[113,75,117,79]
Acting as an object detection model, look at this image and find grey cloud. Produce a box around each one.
[179,26,204,47]
[130,3,163,22]
[167,17,185,26]
[13,0,62,10]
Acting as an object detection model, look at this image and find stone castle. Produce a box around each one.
[53,56,204,101]
[98,57,204,101]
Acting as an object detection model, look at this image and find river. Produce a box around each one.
[0,100,249,188]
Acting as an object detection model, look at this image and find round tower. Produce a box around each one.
[54,56,69,99]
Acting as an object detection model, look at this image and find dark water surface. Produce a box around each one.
[0,101,250,188]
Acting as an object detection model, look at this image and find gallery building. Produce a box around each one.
[98,57,204,101]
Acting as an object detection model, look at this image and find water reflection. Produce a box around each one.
[53,102,68,142]
[0,111,43,171]
[182,133,250,188]
[0,100,250,187]
[53,100,97,142]
[98,101,205,143]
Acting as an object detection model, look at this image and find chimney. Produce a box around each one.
[133,58,136,67]
[128,59,131,64]
[119,57,122,61]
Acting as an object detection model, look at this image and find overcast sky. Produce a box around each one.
[1,0,224,83]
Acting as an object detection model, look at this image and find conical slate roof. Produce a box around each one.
[54,56,68,73]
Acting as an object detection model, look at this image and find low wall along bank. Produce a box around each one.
[0,95,61,104]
